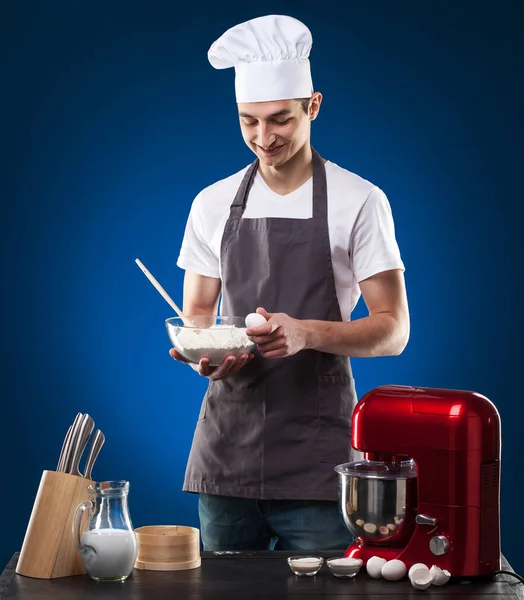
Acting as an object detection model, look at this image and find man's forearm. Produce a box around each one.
[303,313,409,358]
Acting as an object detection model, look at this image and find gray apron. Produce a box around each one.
[183,148,357,501]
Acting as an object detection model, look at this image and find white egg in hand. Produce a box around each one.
[245,312,267,328]
[366,556,387,579]
[381,559,407,581]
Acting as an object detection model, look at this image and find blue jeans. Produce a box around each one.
[198,494,353,551]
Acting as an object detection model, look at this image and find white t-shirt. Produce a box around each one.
[177,161,405,321]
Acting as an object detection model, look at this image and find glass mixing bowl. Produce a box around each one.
[335,459,417,546]
[165,315,256,367]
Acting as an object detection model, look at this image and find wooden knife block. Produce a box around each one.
[16,470,93,579]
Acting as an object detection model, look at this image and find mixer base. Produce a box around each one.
[345,543,502,580]
[345,543,402,564]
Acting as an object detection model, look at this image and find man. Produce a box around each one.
[171,14,409,551]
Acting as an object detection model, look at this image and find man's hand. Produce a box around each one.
[246,308,308,359]
[169,348,254,380]
[170,270,254,379]
[246,270,409,359]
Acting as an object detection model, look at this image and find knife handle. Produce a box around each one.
[84,430,105,480]
[62,413,83,473]
[56,426,72,472]
[70,415,95,476]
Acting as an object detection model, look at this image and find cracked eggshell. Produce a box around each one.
[410,568,434,590]
[430,565,451,585]
[366,556,387,578]
[381,559,407,581]
[408,563,429,578]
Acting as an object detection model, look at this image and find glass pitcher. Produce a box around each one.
[72,480,138,581]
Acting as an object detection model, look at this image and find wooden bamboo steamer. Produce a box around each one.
[134,525,201,571]
[16,470,93,579]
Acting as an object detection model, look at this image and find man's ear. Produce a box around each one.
[309,91,323,121]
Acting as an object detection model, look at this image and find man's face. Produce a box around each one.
[237,98,316,167]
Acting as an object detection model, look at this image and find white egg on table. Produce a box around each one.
[366,556,387,579]
[245,312,267,328]
[381,559,407,581]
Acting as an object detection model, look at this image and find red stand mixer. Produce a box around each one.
[336,385,501,577]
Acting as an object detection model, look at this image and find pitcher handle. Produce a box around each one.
[72,500,92,552]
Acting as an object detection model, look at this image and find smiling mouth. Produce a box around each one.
[257,145,284,156]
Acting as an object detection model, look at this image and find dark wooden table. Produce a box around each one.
[1,551,522,599]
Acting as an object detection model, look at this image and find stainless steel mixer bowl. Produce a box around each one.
[336,459,417,546]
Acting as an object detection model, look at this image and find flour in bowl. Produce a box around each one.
[171,324,255,366]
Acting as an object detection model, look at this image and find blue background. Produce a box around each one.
[1,0,523,576]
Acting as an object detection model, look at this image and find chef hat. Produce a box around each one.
[208,15,314,103]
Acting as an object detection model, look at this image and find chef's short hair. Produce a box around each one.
[296,98,311,113]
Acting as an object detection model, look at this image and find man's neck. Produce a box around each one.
[258,144,313,196]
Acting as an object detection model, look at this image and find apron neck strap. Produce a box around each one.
[311,147,328,220]
[230,159,259,217]
[229,146,328,220]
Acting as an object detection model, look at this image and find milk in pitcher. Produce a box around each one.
[81,528,137,580]
[73,480,138,581]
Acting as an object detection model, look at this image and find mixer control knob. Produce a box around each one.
[415,514,437,526]
[430,536,450,556]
